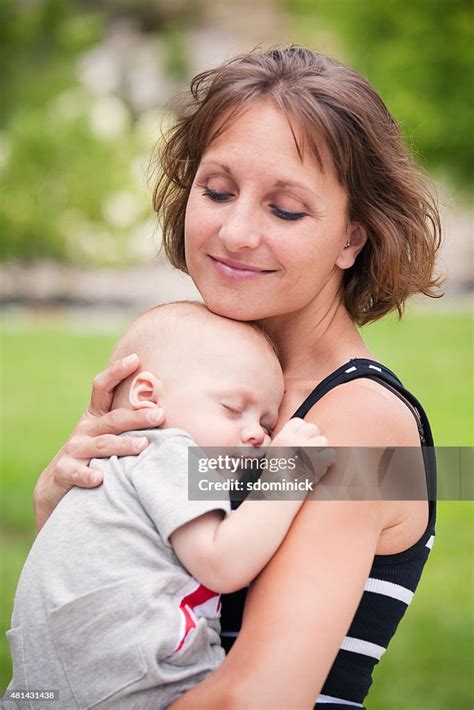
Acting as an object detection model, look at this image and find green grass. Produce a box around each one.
[362,311,473,446]
[1,310,472,707]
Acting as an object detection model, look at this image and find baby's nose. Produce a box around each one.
[241,426,265,448]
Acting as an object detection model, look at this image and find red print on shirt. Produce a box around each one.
[172,580,221,654]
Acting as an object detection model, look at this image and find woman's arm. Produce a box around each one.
[169,381,421,709]
[33,354,164,531]
[171,498,384,709]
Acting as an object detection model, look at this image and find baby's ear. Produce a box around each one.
[129,371,162,410]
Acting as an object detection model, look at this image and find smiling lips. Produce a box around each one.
[209,255,276,279]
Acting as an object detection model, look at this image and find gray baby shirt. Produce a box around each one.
[5,428,231,709]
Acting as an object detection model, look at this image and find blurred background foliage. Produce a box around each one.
[0,0,473,263]
[0,0,194,263]
[289,0,474,186]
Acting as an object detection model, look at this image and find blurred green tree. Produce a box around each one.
[0,0,100,126]
[287,0,474,188]
[0,0,150,263]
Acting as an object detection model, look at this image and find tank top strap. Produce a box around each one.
[291,358,437,506]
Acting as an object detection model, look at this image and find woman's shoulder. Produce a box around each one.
[302,374,431,553]
[304,375,421,447]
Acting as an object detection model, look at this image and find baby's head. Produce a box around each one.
[111,302,283,447]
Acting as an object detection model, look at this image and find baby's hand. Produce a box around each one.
[269,419,335,487]
[270,418,327,448]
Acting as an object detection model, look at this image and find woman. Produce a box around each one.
[34,47,441,708]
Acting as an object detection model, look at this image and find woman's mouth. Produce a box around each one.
[209,255,276,280]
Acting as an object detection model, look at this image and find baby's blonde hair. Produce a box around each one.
[110,301,278,408]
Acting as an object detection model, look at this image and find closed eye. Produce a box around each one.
[221,403,242,415]
[203,187,306,220]
[270,204,306,221]
[203,187,233,202]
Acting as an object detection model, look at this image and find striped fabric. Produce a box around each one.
[220,359,437,710]
[364,577,414,605]
[318,695,364,708]
[340,636,386,661]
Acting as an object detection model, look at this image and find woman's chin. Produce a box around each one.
[201,294,269,321]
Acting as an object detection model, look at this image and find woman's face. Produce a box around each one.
[184,100,359,322]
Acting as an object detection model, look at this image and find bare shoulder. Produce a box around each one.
[305,376,421,446]
[303,377,429,551]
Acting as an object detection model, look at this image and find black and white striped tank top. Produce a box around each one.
[220,358,436,709]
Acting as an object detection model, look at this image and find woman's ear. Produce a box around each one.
[335,223,368,270]
[128,371,162,410]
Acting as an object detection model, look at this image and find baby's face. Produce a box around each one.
[159,326,283,448]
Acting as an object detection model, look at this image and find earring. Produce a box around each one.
[344,240,351,248]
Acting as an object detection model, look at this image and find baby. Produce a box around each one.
[5,302,329,710]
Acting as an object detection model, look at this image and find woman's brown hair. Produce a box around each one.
[153,46,442,325]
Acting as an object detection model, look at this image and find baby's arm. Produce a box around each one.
[171,419,332,594]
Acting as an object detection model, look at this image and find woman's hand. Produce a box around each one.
[33,353,164,531]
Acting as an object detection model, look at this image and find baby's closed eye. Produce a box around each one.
[220,402,243,415]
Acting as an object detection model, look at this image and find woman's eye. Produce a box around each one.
[201,187,305,219]
[270,204,306,221]
[203,187,232,202]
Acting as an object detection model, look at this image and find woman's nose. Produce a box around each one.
[241,426,266,448]
[218,202,263,251]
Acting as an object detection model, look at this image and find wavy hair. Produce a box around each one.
[152,46,442,325]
